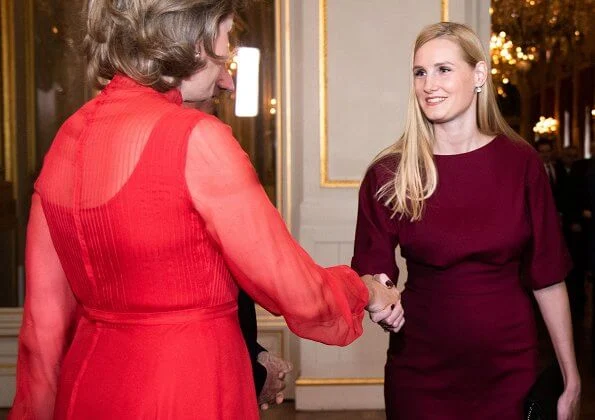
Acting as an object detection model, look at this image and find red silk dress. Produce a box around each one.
[9,75,368,420]
[352,136,572,419]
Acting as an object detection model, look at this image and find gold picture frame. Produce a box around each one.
[319,0,449,188]
[296,377,384,386]
[1,0,15,183]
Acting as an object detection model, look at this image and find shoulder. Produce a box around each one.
[363,153,399,191]
[187,112,238,154]
[495,134,539,162]
[188,111,233,136]
[41,97,101,163]
[171,108,236,150]
[494,134,543,175]
[498,135,548,186]
[186,112,253,176]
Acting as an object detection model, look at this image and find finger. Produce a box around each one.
[394,313,405,329]
[275,392,284,405]
[380,303,404,326]
[261,403,269,410]
[382,314,404,332]
[386,317,405,333]
[370,305,392,323]
[374,273,395,289]
[275,380,287,392]
[282,362,293,373]
[386,308,404,328]
[396,316,405,331]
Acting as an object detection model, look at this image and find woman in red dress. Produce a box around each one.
[9,1,405,419]
[352,22,580,420]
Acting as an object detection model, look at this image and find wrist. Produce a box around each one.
[361,275,375,309]
[564,377,581,392]
[562,369,581,392]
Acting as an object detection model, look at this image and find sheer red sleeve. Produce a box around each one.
[9,193,78,420]
[185,116,368,346]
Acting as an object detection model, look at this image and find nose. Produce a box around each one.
[423,75,437,93]
[218,66,235,92]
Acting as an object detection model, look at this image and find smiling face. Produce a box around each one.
[180,15,235,103]
[413,37,486,126]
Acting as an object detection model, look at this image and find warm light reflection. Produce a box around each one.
[234,47,261,118]
[490,31,537,96]
[533,116,559,136]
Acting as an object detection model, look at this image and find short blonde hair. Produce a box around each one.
[84,0,241,92]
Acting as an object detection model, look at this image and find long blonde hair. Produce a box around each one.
[376,22,522,221]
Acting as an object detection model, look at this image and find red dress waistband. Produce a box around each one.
[82,301,238,326]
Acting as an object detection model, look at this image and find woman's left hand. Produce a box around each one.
[557,382,581,420]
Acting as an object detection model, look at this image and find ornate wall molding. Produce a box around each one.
[0,308,21,338]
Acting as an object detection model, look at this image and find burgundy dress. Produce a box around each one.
[352,135,571,420]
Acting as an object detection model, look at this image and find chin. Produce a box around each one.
[422,106,461,124]
[422,110,448,124]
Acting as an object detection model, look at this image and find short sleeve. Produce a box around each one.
[185,115,368,346]
[351,161,400,282]
[524,153,573,290]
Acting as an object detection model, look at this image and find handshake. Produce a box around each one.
[258,273,403,411]
[362,273,405,333]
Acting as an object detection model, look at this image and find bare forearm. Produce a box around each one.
[533,282,580,389]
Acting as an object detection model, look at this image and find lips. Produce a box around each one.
[426,97,446,105]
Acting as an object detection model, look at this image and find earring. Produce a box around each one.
[475,86,482,93]
[195,50,201,59]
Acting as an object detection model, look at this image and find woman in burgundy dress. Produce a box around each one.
[9,1,404,419]
[352,22,580,420]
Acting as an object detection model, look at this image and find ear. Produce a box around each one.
[474,61,488,88]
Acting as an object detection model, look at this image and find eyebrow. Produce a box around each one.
[412,61,456,71]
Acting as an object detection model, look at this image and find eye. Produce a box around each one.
[439,66,452,73]
[413,69,426,77]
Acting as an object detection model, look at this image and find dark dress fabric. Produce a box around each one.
[352,135,572,420]
[238,290,268,395]
[564,159,592,324]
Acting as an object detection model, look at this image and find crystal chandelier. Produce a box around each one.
[490,0,594,95]
[533,116,559,138]
[489,31,537,97]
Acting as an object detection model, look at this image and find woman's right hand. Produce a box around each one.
[362,274,404,333]
[557,381,581,420]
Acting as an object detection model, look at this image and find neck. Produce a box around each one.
[432,118,491,155]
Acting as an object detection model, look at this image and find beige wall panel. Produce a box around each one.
[325,0,441,181]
